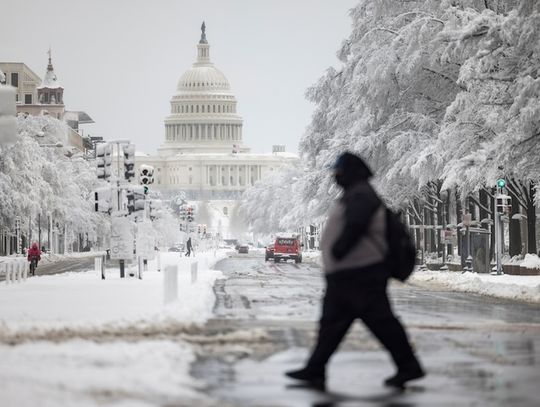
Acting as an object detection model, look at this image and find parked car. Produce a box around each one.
[168,246,181,252]
[273,235,302,263]
[265,244,275,261]
[238,244,249,254]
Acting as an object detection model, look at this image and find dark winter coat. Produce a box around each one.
[27,243,41,261]
[320,181,387,276]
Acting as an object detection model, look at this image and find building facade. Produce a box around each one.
[135,23,297,200]
[0,51,94,152]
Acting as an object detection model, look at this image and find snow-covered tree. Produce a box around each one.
[0,114,104,248]
[241,164,305,234]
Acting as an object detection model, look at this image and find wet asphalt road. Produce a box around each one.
[0,256,95,282]
[191,252,540,407]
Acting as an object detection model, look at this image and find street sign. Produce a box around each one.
[136,220,155,260]
[110,217,134,260]
[442,229,456,244]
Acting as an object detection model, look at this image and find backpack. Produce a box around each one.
[385,209,416,281]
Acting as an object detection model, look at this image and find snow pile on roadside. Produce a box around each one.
[303,250,540,303]
[0,250,228,335]
[520,253,540,270]
[410,269,540,303]
[0,339,214,407]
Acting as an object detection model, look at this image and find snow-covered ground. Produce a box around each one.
[0,339,214,407]
[0,250,230,407]
[409,269,540,303]
[0,251,227,335]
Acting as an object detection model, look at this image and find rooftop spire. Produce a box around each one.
[47,47,53,71]
[199,21,208,44]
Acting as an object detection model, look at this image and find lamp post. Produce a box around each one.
[462,211,473,272]
[440,190,449,264]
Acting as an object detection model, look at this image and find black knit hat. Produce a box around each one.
[332,151,373,180]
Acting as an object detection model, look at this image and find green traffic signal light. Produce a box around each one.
[497,179,506,188]
[143,186,149,195]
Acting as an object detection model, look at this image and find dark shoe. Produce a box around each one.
[285,367,326,390]
[384,364,425,388]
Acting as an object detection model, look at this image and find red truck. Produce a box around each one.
[273,235,302,263]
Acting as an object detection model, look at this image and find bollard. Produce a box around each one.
[138,256,143,280]
[6,262,11,284]
[21,259,27,281]
[191,261,198,284]
[101,255,106,280]
[13,260,22,283]
[1,263,7,285]
[95,256,101,276]
[163,265,178,305]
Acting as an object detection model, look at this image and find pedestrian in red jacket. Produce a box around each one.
[27,242,41,262]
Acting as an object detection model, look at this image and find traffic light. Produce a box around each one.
[497,179,506,189]
[139,164,154,185]
[126,186,146,214]
[496,195,512,214]
[203,224,207,235]
[123,144,136,182]
[96,143,112,181]
[94,187,112,213]
[179,223,184,232]
[198,224,201,234]
[179,206,186,221]
[148,199,162,220]
[187,207,194,222]
[126,188,135,214]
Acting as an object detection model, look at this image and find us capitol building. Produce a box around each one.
[135,23,297,201]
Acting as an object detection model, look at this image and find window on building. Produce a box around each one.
[202,105,205,113]
[11,73,18,87]
[196,105,199,113]
[190,105,193,113]
[24,94,32,104]
[221,176,225,185]
[189,176,193,185]
[213,105,215,113]
[230,176,234,184]
[189,167,192,171]
[223,207,228,215]
[218,105,221,113]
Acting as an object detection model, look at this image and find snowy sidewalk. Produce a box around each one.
[0,250,232,407]
[0,250,228,336]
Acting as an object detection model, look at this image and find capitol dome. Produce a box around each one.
[159,22,247,156]
[177,66,231,92]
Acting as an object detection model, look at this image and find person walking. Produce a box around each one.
[185,237,193,257]
[285,151,424,390]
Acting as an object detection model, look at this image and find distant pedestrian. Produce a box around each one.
[286,151,424,390]
[185,237,194,257]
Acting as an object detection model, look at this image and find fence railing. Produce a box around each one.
[0,258,28,284]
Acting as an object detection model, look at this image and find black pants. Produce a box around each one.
[306,265,419,375]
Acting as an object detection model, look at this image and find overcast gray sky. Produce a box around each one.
[1,0,357,154]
